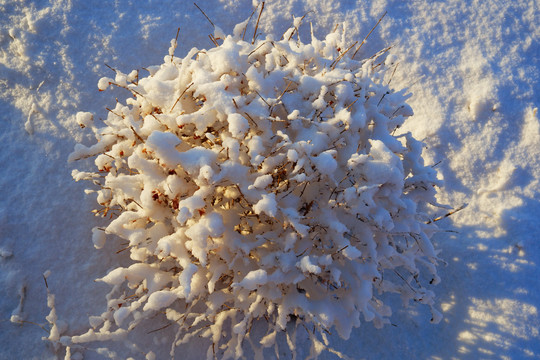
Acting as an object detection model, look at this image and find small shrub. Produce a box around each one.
[68,14,443,359]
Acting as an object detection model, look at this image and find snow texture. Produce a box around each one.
[0,1,538,359]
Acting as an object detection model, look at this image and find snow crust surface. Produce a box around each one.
[0,0,538,359]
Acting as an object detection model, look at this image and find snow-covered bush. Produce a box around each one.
[68,16,443,359]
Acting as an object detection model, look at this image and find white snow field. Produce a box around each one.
[1,0,538,359]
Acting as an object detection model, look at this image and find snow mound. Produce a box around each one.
[67,15,443,359]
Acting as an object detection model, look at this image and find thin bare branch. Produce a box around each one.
[427,203,468,224]
[352,11,387,59]
[170,82,194,112]
[331,41,358,69]
[252,2,265,44]
[194,2,215,28]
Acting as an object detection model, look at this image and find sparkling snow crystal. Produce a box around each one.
[68,14,443,359]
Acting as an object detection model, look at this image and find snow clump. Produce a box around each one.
[68,17,443,359]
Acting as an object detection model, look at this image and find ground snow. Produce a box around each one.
[0,0,538,359]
